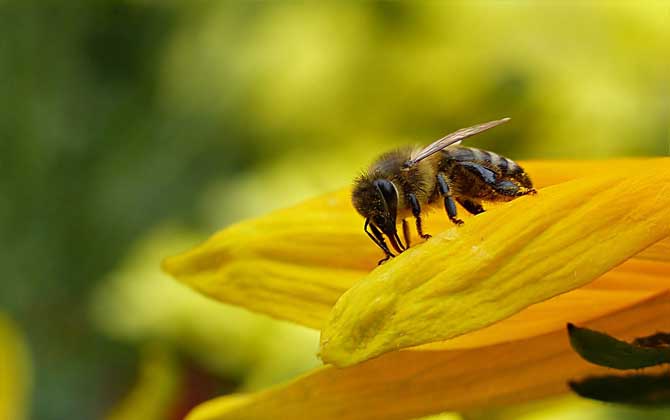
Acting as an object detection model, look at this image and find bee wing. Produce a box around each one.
[404,117,511,168]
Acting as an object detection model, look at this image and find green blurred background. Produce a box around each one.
[0,1,668,419]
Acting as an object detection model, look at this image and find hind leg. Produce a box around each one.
[457,198,485,215]
[436,173,464,225]
[492,180,535,197]
[509,169,536,193]
[402,219,411,248]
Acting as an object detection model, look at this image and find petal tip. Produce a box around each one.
[160,255,176,275]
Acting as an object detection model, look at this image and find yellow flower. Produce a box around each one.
[163,158,670,419]
[0,315,31,420]
[105,345,181,420]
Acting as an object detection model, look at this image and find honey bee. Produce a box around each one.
[352,118,535,264]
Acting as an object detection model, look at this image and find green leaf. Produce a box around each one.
[632,332,670,349]
[569,373,670,406]
[567,323,670,370]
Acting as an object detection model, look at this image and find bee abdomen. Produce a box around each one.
[488,152,523,176]
[444,147,522,175]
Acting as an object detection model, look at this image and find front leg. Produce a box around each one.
[408,193,431,239]
[436,173,464,225]
[364,218,395,264]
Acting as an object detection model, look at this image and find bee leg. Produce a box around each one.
[408,193,431,239]
[436,173,464,225]
[459,161,535,198]
[364,218,395,264]
[492,180,527,197]
[377,254,392,265]
[402,219,411,248]
[456,198,485,215]
[510,170,536,193]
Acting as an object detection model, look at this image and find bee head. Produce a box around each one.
[352,175,404,253]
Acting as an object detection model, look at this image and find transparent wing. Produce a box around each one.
[403,117,511,168]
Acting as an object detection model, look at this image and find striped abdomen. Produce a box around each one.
[440,145,533,191]
[441,146,522,175]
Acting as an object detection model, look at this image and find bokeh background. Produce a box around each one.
[1,2,668,419]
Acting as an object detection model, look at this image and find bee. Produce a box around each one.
[352,118,535,264]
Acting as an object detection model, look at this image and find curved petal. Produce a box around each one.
[161,188,368,329]
[186,289,670,420]
[320,162,670,365]
[186,394,253,420]
[420,260,670,351]
[163,159,669,329]
[636,237,670,262]
[0,315,30,420]
[106,346,181,420]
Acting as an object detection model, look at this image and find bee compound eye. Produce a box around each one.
[373,179,398,208]
[373,178,395,198]
[372,179,398,229]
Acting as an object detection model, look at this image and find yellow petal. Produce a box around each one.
[186,394,253,420]
[636,236,670,262]
[106,345,181,420]
[422,260,670,351]
[521,159,658,188]
[186,288,670,420]
[162,159,669,329]
[0,315,30,420]
[320,161,670,366]
[162,188,368,329]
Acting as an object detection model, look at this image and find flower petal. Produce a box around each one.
[0,315,30,420]
[163,159,669,328]
[419,260,670,351]
[320,161,670,366]
[186,394,253,420]
[106,345,181,420]
[161,188,369,329]
[186,290,670,420]
[636,237,670,262]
